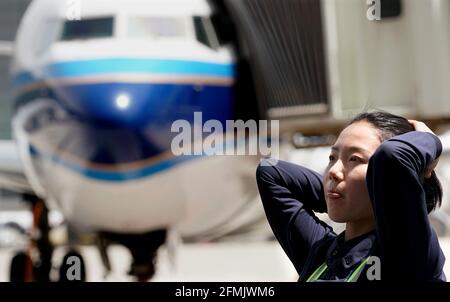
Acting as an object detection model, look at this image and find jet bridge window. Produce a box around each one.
[60,17,114,40]
[127,17,187,38]
[193,16,220,50]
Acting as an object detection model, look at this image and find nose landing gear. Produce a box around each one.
[9,195,53,282]
[9,194,86,282]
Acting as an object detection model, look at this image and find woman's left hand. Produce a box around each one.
[408,119,439,178]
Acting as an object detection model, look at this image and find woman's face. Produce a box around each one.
[323,121,382,223]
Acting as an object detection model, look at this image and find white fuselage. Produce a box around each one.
[10,0,269,239]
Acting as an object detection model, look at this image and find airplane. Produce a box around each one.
[0,0,274,281]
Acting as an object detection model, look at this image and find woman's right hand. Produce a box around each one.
[408,120,434,134]
[408,119,439,178]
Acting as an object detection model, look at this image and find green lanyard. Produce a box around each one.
[306,257,371,282]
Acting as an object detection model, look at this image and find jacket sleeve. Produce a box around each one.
[366,131,443,281]
[256,158,335,274]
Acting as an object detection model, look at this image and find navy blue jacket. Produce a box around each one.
[256,131,446,281]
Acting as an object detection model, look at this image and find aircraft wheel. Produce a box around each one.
[9,252,33,282]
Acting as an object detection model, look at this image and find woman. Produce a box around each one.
[256,111,446,282]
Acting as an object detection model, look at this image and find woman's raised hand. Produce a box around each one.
[408,119,439,178]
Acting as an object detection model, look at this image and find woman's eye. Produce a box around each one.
[328,155,335,161]
[349,156,361,162]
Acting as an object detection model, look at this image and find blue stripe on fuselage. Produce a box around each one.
[13,58,235,87]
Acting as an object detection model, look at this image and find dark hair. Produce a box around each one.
[349,111,443,213]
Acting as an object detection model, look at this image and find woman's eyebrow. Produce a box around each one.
[331,145,369,154]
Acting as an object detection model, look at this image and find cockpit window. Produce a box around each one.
[60,17,114,40]
[127,17,187,38]
[193,16,220,50]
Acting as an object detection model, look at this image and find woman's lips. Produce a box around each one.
[326,191,343,199]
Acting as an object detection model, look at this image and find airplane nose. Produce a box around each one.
[51,82,189,128]
[41,58,235,128]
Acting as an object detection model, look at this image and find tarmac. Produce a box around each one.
[0,240,297,282]
[0,237,449,282]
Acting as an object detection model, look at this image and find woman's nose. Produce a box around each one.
[328,164,344,182]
